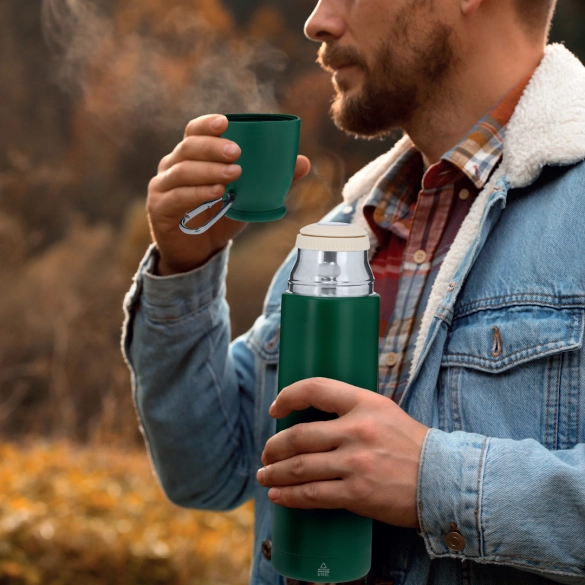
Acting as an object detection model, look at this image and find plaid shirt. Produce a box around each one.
[366,77,529,405]
[285,76,531,585]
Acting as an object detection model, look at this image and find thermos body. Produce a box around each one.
[271,223,380,583]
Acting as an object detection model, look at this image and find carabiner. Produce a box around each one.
[179,191,235,235]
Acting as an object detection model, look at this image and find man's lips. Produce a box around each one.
[329,62,355,71]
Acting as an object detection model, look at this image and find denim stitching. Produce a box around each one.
[428,552,585,573]
[567,350,575,448]
[544,355,553,449]
[142,294,223,324]
[553,353,562,451]
[453,367,463,432]
[444,339,578,369]
[475,437,488,558]
[416,430,433,553]
[205,360,238,448]
[454,296,585,319]
[577,349,581,444]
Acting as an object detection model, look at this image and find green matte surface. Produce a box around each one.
[225,204,286,223]
[273,293,380,582]
[221,114,300,221]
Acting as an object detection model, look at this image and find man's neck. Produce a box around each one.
[404,45,546,166]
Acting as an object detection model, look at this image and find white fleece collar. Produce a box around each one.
[341,44,585,378]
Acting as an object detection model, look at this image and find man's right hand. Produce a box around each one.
[147,114,311,276]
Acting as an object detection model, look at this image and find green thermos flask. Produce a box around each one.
[272,222,380,583]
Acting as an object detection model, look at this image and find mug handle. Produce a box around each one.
[179,191,235,235]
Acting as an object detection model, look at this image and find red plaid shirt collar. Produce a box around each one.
[363,75,531,234]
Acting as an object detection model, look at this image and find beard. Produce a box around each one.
[318,4,459,140]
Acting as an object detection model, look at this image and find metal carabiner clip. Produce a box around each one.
[179,190,236,235]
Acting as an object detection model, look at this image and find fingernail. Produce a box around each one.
[268,400,276,414]
[268,488,280,500]
[223,164,240,177]
[256,468,265,483]
[223,143,240,157]
[211,115,226,131]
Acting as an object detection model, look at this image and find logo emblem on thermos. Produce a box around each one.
[318,563,330,577]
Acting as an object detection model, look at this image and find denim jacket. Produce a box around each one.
[122,45,585,585]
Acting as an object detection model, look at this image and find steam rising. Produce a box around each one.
[41,0,288,133]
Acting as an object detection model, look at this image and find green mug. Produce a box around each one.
[180,113,301,235]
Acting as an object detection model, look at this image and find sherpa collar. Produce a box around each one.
[343,44,585,253]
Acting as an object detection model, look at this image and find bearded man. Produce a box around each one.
[122,0,585,583]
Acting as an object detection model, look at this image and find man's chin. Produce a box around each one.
[330,98,394,139]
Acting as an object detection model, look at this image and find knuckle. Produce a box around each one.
[148,175,159,194]
[178,137,192,158]
[344,450,373,476]
[348,420,376,444]
[288,423,305,448]
[169,161,187,182]
[291,455,305,479]
[302,483,318,504]
[157,155,169,173]
[309,377,330,394]
[207,160,223,181]
[347,476,370,501]
[184,118,199,136]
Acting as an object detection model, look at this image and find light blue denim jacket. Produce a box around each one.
[122,45,585,585]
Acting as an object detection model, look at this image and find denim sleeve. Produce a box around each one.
[417,429,585,584]
[121,244,257,511]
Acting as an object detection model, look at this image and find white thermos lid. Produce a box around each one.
[295,222,370,252]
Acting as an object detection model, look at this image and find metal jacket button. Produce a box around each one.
[261,539,272,560]
[444,523,466,551]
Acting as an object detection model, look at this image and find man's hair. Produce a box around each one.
[514,0,557,35]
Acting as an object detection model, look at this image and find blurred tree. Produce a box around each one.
[0,0,584,444]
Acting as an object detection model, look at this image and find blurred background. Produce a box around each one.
[0,0,583,583]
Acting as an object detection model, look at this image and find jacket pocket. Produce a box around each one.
[439,305,584,448]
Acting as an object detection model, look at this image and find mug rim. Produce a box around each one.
[224,113,300,122]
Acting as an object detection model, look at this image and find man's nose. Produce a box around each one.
[304,0,345,42]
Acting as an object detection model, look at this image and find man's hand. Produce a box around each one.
[147,114,311,275]
[257,378,429,529]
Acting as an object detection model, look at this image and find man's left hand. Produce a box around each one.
[257,378,429,529]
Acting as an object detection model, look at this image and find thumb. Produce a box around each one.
[292,155,311,184]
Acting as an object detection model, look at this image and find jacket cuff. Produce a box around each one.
[417,428,489,559]
[123,242,232,321]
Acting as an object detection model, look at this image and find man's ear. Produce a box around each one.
[460,0,484,17]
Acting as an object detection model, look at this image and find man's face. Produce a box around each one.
[305,0,460,139]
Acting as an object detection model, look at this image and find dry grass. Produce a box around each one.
[0,440,254,585]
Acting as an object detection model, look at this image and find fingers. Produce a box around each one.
[262,418,341,466]
[270,378,365,419]
[147,184,227,219]
[184,113,228,139]
[267,480,348,510]
[258,451,345,488]
[152,160,242,194]
[292,155,311,183]
[158,134,241,173]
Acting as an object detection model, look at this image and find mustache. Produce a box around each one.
[317,44,367,72]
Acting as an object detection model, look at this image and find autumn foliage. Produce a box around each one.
[0,440,254,585]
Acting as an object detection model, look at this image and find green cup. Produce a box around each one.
[180,113,301,235]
